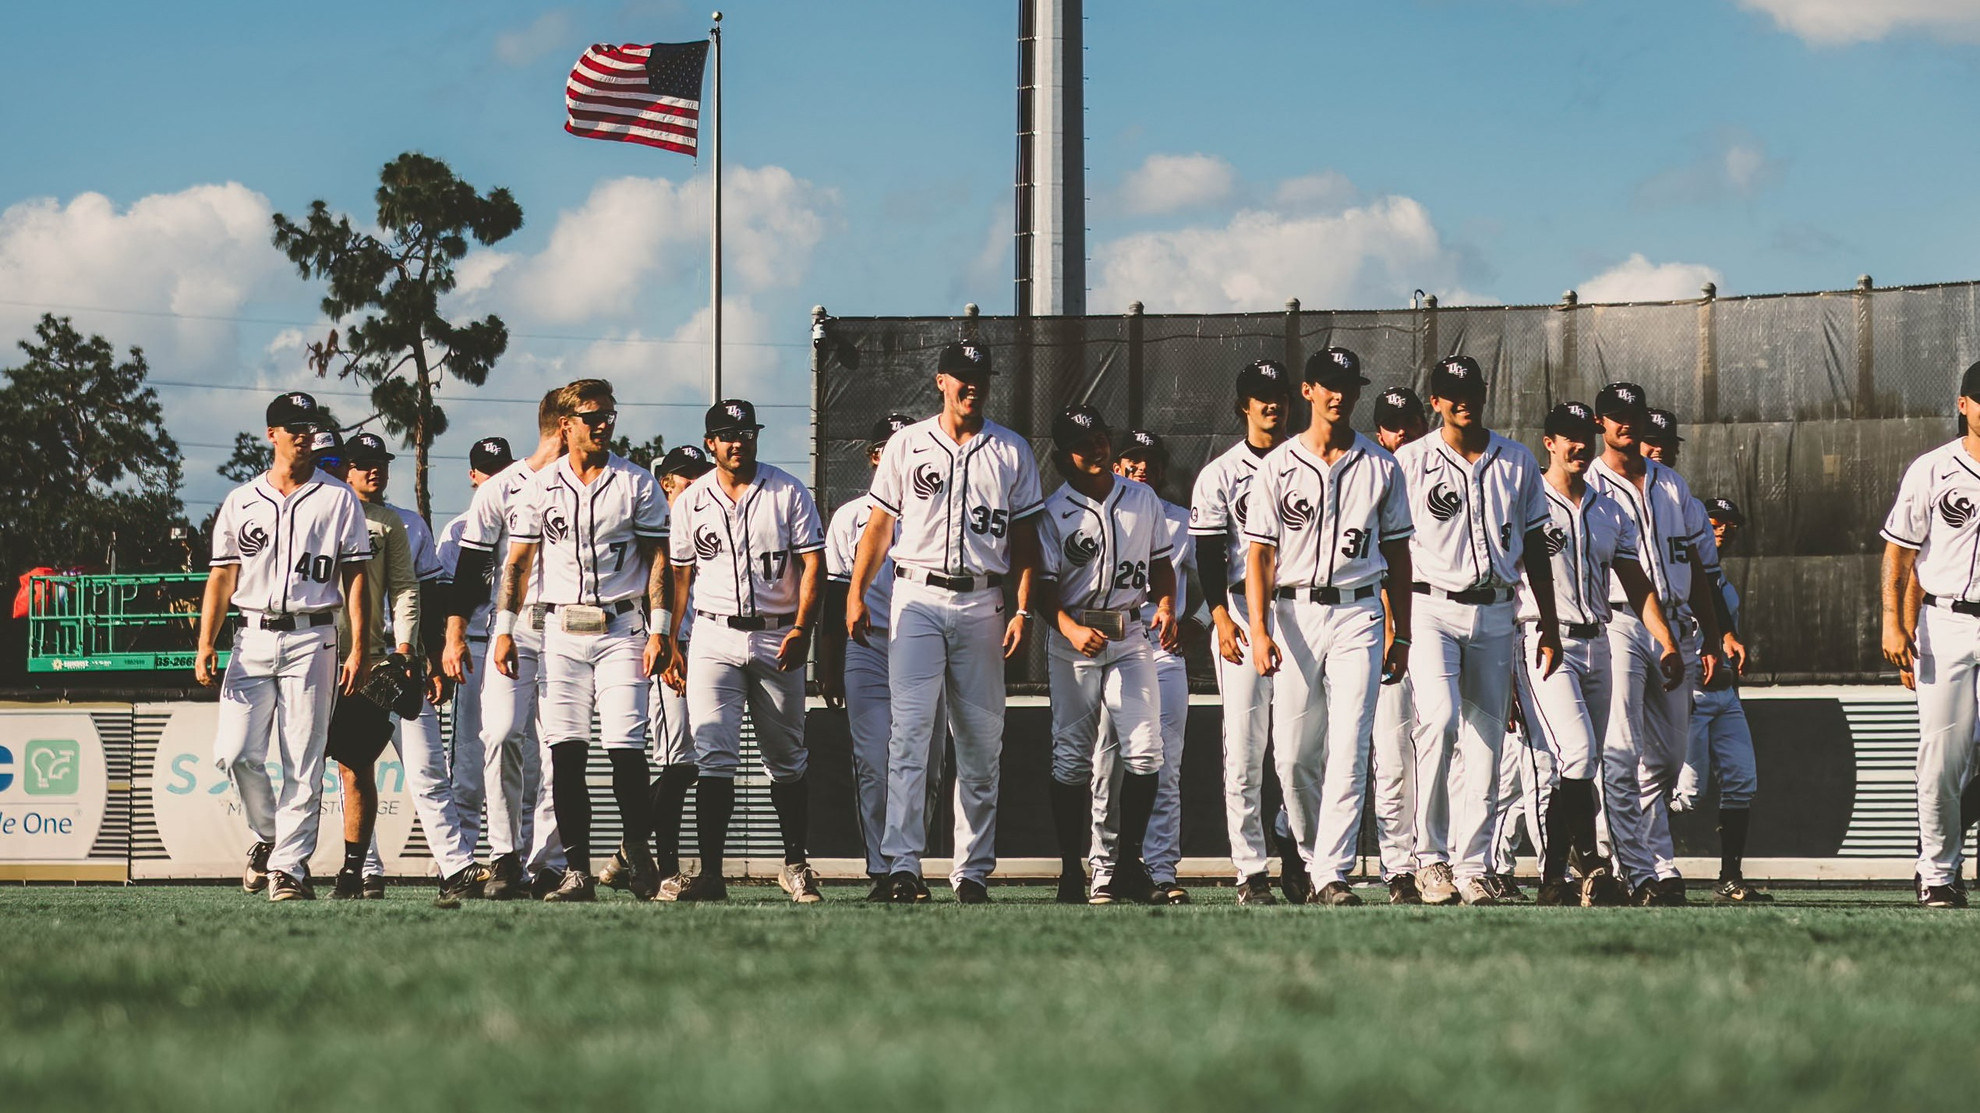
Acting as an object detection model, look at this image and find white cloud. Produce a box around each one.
[1114,153,1237,216]
[1738,0,1980,45]
[1272,171,1358,214]
[1577,254,1724,304]
[1635,129,1782,207]
[493,9,573,66]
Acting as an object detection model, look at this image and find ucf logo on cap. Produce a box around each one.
[726,403,744,421]
[288,393,313,410]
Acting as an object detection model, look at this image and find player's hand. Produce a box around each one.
[442,634,472,684]
[1152,605,1179,654]
[642,632,673,679]
[1722,632,1748,676]
[426,667,446,706]
[1658,646,1685,691]
[662,649,687,695]
[820,671,845,710]
[194,645,218,688]
[776,626,812,671]
[493,634,518,679]
[1698,649,1720,689]
[1882,621,1916,673]
[1534,623,1562,681]
[1901,666,1916,691]
[1251,625,1280,677]
[1381,634,1409,685]
[1214,611,1248,666]
[340,648,367,696]
[1063,621,1109,658]
[1003,613,1030,660]
[848,598,872,648]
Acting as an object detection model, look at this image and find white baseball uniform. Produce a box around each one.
[1189,439,1278,880]
[826,491,908,876]
[209,470,372,881]
[1590,456,1715,888]
[436,512,488,845]
[1677,576,1757,812]
[1370,674,1418,881]
[649,602,695,765]
[870,415,1043,886]
[1245,433,1413,887]
[1881,439,1980,889]
[1396,431,1548,887]
[670,462,823,781]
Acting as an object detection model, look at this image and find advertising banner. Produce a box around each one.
[0,709,112,878]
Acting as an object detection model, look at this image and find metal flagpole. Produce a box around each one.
[710,11,723,402]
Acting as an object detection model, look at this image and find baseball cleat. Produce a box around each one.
[1920,884,1963,909]
[1088,879,1120,905]
[268,871,314,902]
[655,872,694,902]
[888,871,931,905]
[438,866,484,904]
[1494,873,1530,903]
[1387,874,1423,905]
[1418,862,1460,905]
[954,878,992,904]
[1655,877,1689,906]
[361,875,386,900]
[485,854,526,901]
[242,841,273,893]
[1535,880,1573,906]
[1279,861,1313,906]
[1112,859,1155,905]
[778,862,823,904]
[673,872,730,902]
[331,867,364,901]
[1152,879,1190,905]
[623,849,661,901]
[543,868,597,902]
[1714,878,1774,904]
[865,874,892,903]
[1310,881,1363,907]
[1580,869,1629,907]
[1460,879,1499,906]
[1235,872,1277,906]
[529,870,563,900]
[598,847,632,891]
[1056,871,1089,904]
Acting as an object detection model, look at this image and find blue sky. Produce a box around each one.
[3,0,1979,519]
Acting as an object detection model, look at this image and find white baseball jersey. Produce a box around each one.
[1884,439,1980,598]
[1036,476,1174,612]
[1188,440,1272,593]
[1519,484,1639,626]
[437,513,493,634]
[827,493,898,623]
[392,503,446,583]
[1243,434,1412,590]
[669,462,825,617]
[1590,456,1715,609]
[511,453,670,606]
[1394,432,1548,592]
[456,460,545,605]
[1141,500,1194,631]
[869,416,1043,576]
[209,472,372,613]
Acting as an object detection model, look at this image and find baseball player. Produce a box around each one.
[1397,355,1561,907]
[1877,360,1980,908]
[1511,402,1684,906]
[1088,428,1196,906]
[819,414,919,901]
[1244,347,1414,905]
[195,391,371,901]
[494,379,674,902]
[1190,357,1311,905]
[661,400,826,904]
[1370,386,1428,903]
[1035,405,1179,905]
[846,339,1044,905]
[443,392,568,900]
[1589,385,1728,905]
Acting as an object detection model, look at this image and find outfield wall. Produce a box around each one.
[0,687,1954,883]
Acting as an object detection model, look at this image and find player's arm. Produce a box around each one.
[194,564,238,688]
[1244,541,1279,676]
[777,550,822,671]
[1521,526,1563,680]
[1900,570,1924,689]
[339,561,370,696]
[846,507,895,648]
[1686,557,1725,687]
[818,579,848,707]
[1882,541,1921,671]
[490,540,537,680]
[637,537,675,679]
[1197,534,1246,665]
[1378,538,1412,684]
[1617,558,1685,691]
[1149,555,1179,652]
[1004,514,1041,660]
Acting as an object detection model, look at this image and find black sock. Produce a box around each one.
[343,841,365,873]
[695,776,736,879]
[648,764,698,875]
[1961,778,1980,838]
[1718,807,1751,881]
[770,776,810,865]
[1561,778,1601,872]
[1048,778,1091,876]
[1541,785,1573,884]
[1119,772,1158,867]
[551,742,591,871]
[607,749,650,858]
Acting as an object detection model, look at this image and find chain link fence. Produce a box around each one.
[811,280,1980,685]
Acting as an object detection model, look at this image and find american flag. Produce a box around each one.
[564,41,709,155]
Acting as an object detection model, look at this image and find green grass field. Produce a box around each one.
[2,883,1974,1112]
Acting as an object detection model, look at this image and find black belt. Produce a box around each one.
[253,611,335,631]
[895,566,1004,593]
[1275,585,1378,604]
[1413,582,1514,606]
[1924,593,1980,617]
[1543,620,1602,639]
[697,611,796,631]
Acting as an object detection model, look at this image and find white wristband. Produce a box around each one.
[655,610,674,637]
[492,611,517,638]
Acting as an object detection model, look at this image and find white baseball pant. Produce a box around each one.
[447,639,485,852]
[1091,646,1188,886]
[1507,629,1610,872]
[1271,595,1385,887]
[882,579,1006,886]
[687,623,808,781]
[1675,686,1757,812]
[650,645,693,766]
[1370,676,1417,881]
[540,614,651,750]
[212,623,338,880]
[842,635,896,876]
[1912,605,1980,888]
[1048,624,1163,784]
[1217,591,1277,880]
[365,700,476,879]
[1604,611,1697,887]
[479,622,555,866]
[1410,595,1519,886]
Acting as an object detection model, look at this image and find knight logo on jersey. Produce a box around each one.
[542,507,571,543]
[1543,523,1568,556]
[1279,490,1315,532]
[693,525,724,561]
[1062,531,1100,566]
[1939,491,1976,529]
[1427,482,1463,522]
[238,522,268,558]
[911,464,944,500]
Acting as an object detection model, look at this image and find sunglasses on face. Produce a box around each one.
[572,409,617,429]
[711,429,757,444]
[281,423,316,435]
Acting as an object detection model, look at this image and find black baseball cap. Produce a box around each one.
[657,444,715,479]
[1234,358,1291,401]
[1306,346,1369,389]
[1544,401,1600,439]
[705,398,764,437]
[266,391,322,429]
[1643,408,1685,444]
[938,340,995,377]
[1705,496,1745,526]
[1373,387,1424,431]
[1118,428,1165,462]
[469,437,513,474]
[1595,382,1650,419]
[1429,355,1486,400]
[1960,361,1980,400]
[346,431,395,465]
[1051,403,1112,453]
[868,412,913,449]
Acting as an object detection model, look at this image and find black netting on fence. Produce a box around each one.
[811,281,1980,683]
